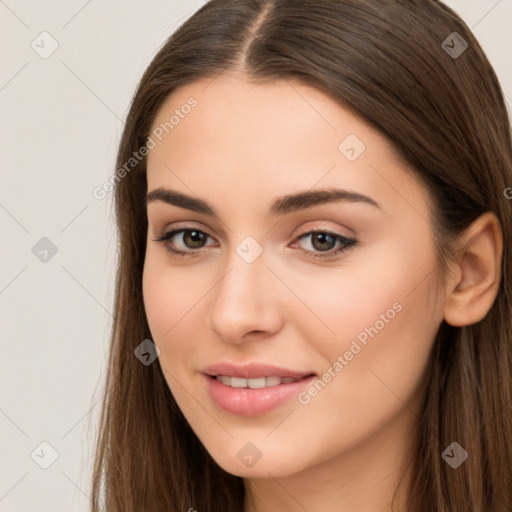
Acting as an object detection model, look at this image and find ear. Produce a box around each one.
[443,212,503,327]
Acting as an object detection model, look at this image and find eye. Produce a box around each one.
[152,227,215,257]
[152,227,357,260]
[291,229,357,260]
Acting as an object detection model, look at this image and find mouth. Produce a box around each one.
[202,372,317,416]
[207,374,316,388]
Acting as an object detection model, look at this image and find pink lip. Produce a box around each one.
[201,362,316,416]
[202,361,315,379]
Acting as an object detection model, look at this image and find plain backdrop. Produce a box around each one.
[1,1,511,510]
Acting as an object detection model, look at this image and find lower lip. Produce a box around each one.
[203,374,316,416]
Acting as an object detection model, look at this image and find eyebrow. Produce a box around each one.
[146,186,382,217]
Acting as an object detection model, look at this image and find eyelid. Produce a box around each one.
[154,221,214,238]
[293,222,354,239]
[154,220,353,241]
[152,221,357,258]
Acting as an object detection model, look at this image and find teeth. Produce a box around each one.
[215,375,302,388]
[266,376,282,386]
[231,377,249,388]
[218,375,231,386]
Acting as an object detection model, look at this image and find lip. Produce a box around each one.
[202,362,315,379]
[201,362,317,416]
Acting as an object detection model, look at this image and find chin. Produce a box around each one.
[206,446,306,479]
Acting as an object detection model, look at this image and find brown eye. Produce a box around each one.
[293,230,357,261]
[181,230,208,249]
[309,232,337,252]
[152,227,357,261]
[152,228,215,257]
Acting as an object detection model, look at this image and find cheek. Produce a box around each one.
[294,241,435,357]
[142,255,203,396]
[305,244,440,420]
[298,231,438,379]
[142,251,223,390]
[142,252,202,340]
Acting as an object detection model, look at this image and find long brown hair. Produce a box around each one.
[89,1,512,510]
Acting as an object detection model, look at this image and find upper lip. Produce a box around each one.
[202,362,316,379]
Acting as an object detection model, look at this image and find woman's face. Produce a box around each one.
[143,74,445,480]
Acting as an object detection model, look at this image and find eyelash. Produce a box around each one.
[152,226,357,261]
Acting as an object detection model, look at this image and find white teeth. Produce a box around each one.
[230,377,248,388]
[215,375,302,388]
[265,376,282,387]
[218,375,231,386]
[247,377,267,389]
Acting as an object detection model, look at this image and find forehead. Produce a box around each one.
[148,73,398,159]
[146,74,429,221]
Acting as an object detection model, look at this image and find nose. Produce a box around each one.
[207,249,283,344]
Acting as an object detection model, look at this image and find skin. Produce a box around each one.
[142,73,502,512]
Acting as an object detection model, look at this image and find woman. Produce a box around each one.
[90,1,512,510]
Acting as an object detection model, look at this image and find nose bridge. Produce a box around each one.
[207,243,281,342]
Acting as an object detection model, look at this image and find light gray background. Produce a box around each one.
[1,1,511,510]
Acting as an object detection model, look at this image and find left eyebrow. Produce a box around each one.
[146,186,382,218]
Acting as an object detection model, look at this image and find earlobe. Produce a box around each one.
[443,212,503,327]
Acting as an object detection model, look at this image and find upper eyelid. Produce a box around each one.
[155,225,354,250]
[154,223,215,242]
[152,225,358,265]
[154,217,354,236]
[154,223,352,242]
